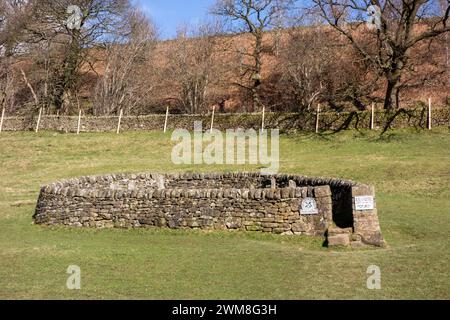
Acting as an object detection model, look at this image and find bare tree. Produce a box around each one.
[311,0,450,109]
[0,59,15,111]
[0,0,34,113]
[165,22,221,114]
[280,27,331,110]
[94,9,158,115]
[276,25,377,112]
[0,0,31,54]
[14,0,132,113]
[212,0,294,111]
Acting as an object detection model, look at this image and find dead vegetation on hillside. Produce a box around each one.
[0,0,449,116]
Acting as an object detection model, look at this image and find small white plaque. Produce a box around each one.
[355,196,374,211]
[300,198,319,215]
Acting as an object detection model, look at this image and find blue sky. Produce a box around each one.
[134,0,215,39]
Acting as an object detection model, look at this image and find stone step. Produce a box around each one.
[327,234,350,247]
[328,227,353,236]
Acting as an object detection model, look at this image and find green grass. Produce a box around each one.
[0,128,449,299]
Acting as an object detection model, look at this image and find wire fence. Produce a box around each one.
[0,103,448,134]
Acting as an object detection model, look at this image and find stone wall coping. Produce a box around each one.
[38,172,370,200]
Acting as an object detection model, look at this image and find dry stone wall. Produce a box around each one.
[3,107,449,133]
[33,172,385,247]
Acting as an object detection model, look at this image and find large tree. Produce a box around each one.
[311,0,450,109]
[0,1,36,113]
[165,23,222,114]
[2,0,132,113]
[278,25,377,111]
[94,9,158,115]
[212,0,294,111]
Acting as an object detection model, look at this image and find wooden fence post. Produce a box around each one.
[35,107,42,133]
[116,109,123,134]
[371,102,375,130]
[428,98,432,130]
[0,107,5,133]
[77,109,82,135]
[315,104,321,133]
[164,106,169,133]
[261,106,265,133]
[210,106,215,134]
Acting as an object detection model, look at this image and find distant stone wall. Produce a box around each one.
[33,172,385,247]
[3,107,449,132]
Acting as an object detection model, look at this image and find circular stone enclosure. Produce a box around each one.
[34,172,385,247]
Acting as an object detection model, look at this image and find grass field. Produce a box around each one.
[0,128,449,300]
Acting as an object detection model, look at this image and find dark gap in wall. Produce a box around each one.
[330,186,353,229]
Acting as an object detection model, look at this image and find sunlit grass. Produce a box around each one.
[0,128,449,299]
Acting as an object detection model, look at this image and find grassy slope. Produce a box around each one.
[0,128,449,299]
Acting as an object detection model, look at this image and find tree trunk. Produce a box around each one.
[52,31,82,113]
[384,54,406,110]
[251,31,263,111]
[384,77,399,110]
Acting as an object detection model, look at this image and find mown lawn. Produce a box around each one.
[0,128,449,299]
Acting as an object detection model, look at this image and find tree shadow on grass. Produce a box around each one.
[319,111,370,140]
[321,108,428,142]
[380,108,426,136]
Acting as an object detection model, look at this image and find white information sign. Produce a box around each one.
[355,196,374,211]
[300,198,319,215]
